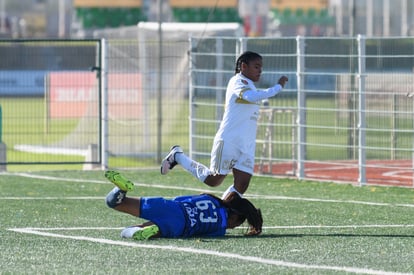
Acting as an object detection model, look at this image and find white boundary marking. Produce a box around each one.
[13,144,88,156]
[7,227,413,275]
[383,170,412,180]
[2,196,102,200]
[288,161,414,183]
[265,224,414,229]
[2,195,414,208]
[2,172,414,208]
[2,172,211,193]
[248,194,414,208]
[9,224,414,231]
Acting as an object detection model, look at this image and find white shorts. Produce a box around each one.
[209,139,255,176]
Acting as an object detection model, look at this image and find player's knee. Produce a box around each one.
[105,188,125,208]
[106,194,117,208]
[204,175,225,187]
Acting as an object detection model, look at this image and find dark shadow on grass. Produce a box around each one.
[221,233,414,239]
[153,233,414,242]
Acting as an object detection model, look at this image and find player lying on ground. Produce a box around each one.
[104,170,263,240]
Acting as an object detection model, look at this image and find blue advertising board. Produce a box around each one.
[0,70,46,96]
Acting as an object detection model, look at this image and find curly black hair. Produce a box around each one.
[234,51,262,74]
[208,192,263,235]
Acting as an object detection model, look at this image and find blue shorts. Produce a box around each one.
[139,197,186,238]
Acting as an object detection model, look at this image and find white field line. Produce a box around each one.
[264,224,414,229]
[8,227,413,275]
[382,170,412,180]
[9,224,414,231]
[2,172,211,193]
[2,172,414,208]
[2,195,414,209]
[2,196,103,200]
[248,194,414,208]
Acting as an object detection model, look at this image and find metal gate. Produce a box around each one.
[0,39,103,169]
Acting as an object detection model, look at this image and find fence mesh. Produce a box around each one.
[0,40,100,168]
[189,36,414,187]
[1,35,414,187]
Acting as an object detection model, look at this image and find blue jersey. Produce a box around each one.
[139,194,228,238]
[174,194,228,237]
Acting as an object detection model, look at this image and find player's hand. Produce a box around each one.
[278,76,288,88]
[246,226,262,236]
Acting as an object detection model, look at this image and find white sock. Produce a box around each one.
[120,226,142,238]
[221,185,243,200]
[175,152,212,183]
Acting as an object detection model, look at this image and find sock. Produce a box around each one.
[221,185,243,200]
[175,152,212,183]
[105,187,126,208]
[120,226,142,238]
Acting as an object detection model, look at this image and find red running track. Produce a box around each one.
[256,160,414,188]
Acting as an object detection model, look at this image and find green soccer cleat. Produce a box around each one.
[104,170,134,192]
[132,224,160,240]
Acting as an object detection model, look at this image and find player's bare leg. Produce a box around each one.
[104,171,160,240]
[105,170,135,209]
[232,169,251,194]
[113,197,141,216]
[204,174,226,187]
[222,169,251,199]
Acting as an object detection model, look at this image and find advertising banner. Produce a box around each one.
[48,72,142,119]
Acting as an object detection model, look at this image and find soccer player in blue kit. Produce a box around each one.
[104,171,263,240]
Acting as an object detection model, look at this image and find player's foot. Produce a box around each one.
[121,225,160,240]
[133,224,160,240]
[104,170,134,192]
[120,226,142,238]
[160,145,183,175]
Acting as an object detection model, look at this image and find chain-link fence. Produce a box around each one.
[189,36,414,187]
[0,39,102,170]
[1,35,414,187]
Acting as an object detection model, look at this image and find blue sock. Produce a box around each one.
[105,187,126,208]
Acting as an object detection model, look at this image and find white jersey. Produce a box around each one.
[214,73,282,154]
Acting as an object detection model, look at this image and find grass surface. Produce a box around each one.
[1,169,413,274]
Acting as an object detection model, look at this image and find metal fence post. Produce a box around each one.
[100,38,108,170]
[138,25,150,155]
[357,35,366,185]
[0,105,6,171]
[189,37,196,160]
[238,37,247,55]
[215,38,224,124]
[296,36,306,179]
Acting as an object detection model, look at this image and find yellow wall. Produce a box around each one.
[73,0,142,7]
[169,0,237,8]
[270,0,328,10]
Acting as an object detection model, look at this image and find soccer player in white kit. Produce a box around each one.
[161,51,288,199]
